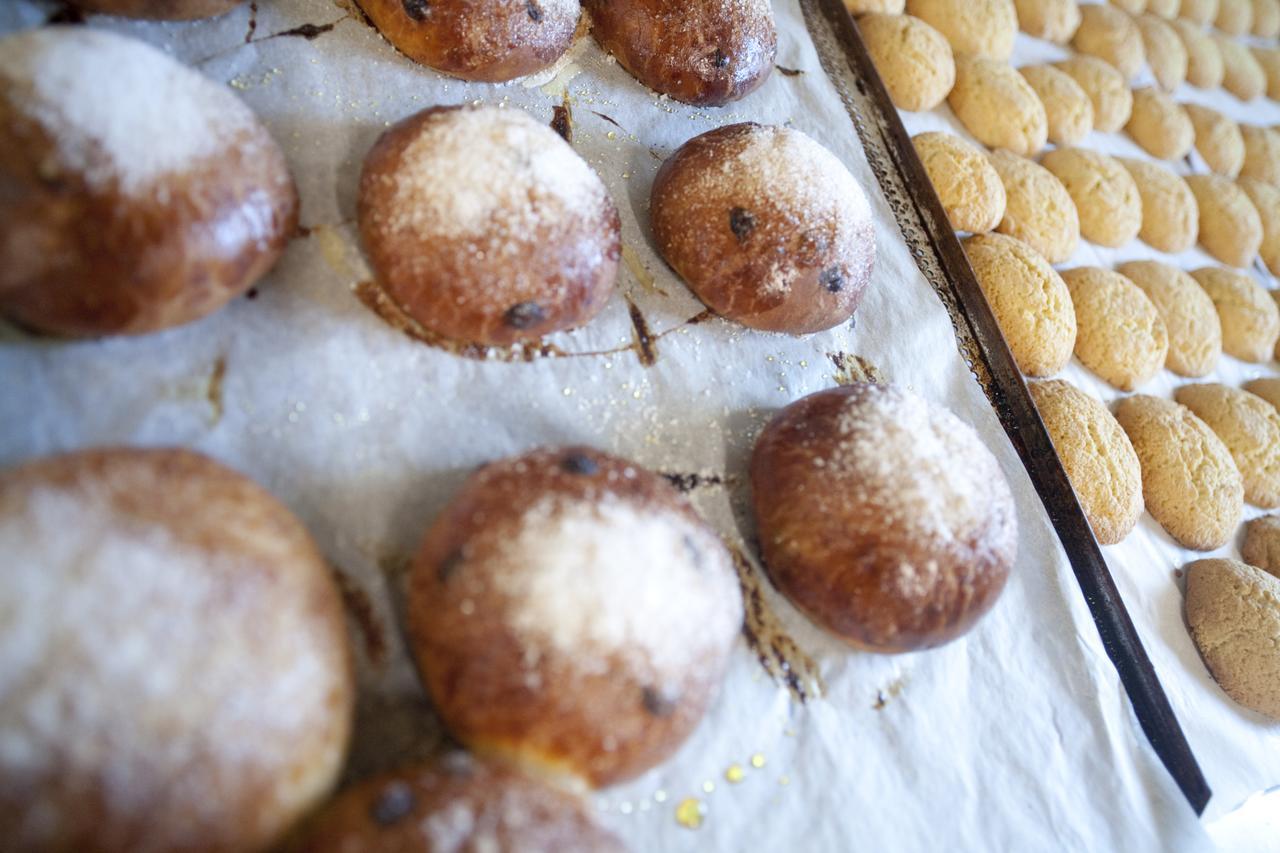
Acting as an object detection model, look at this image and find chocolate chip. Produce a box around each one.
[728,207,755,242]
[526,0,543,20]
[370,781,416,826]
[642,686,677,717]
[437,550,464,584]
[820,266,845,293]
[561,453,599,475]
[504,301,546,329]
[711,48,729,68]
[402,0,429,20]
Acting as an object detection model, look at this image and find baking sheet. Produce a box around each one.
[0,0,1216,847]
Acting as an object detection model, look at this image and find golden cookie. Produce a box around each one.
[1244,377,1280,412]
[1133,14,1188,90]
[1072,4,1146,81]
[913,132,1006,232]
[1240,125,1280,187]
[1185,104,1244,178]
[1179,0,1220,22]
[1242,514,1280,578]
[948,56,1049,156]
[988,148,1081,263]
[1239,177,1280,275]
[1028,379,1143,544]
[1041,147,1142,248]
[1184,558,1280,721]
[859,14,956,111]
[1110,0,1146,12]
[1255,47,1280,100]
[1063,267,1168,389]
[1117,159,1198,253]
[1191,266,1280,362]
[1148,0,1179,14]
[1113,395,1243,550]
[962,233,1077,375]
[845,0,906,13]
[905,0,1018,59]
[1055,55,1134,132]
[1254,0,1280,33]
[1176,383,1280,507]
[1116,260,1220,376]
[1019,64,1094,146]
[1215,33,1266,100]
[1186,174,1263,268]
[1215,0,1254,32]
[1014,0,1082,42]
[1125,88,1194,161]
[1172,19,1224,89]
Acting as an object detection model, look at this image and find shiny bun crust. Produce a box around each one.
[407,447,743,788]
[750,383,1018,652]
[69,0,242,18]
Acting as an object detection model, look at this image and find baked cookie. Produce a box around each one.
[1185,103,1244,178]
[914,132,1006,232]
[1242,514,1280,577]
[1125,88,1194,161]
[1041,147,1142,248]
[963,233,1077,376]
[1240,125,1280,187]
[845,0,906,12]
[1215,0,1254,32]
[905,0,1018,60]
[1020,64,1094,146]
[859,13,956,112]
[1117,159,1198,253]
[69,0,240,16]
[1055,55,1133,132]
[1072,4,1146,81]
[1184,558,1280,721]
[988,148,1081,263]
[1110,0,1145,13]
[1116,260,1220,376]
[1176,383,1280,507]
[1171,19,1224,89]
[1190,266,1280,362]
[948,56,1049,156]
[1244,377,1280,412]
[1215,33,1266,100]
[1253,0,1280,34]
[651,123,876,334]
[1185,174,1263,269]
[1062,267,1168,390]
[1239,177,1280,275]
[1179,0,1219,23]
[1014,0,1082,42]
[1147,0,1179,15]
[1134,14,1188,90]
[1113,395,1243,550]
[1255,47,1280,100]
[1029,379,1144,544]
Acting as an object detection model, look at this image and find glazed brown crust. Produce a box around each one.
[585,0,777,106]
[69,0,243,18]
[357,0,579,82]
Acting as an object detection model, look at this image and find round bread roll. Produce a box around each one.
[1240,125,1280,187]
[1179,0,1220,22]
[1244,377,1280,412]
[988,148,1081,263]
[69,0,241,17]
[287,754,624,852]
[1019,64,1094,146]
[1184,558,1280,721]
[1117,159,1198,254]
[585,0,776,106]
[1113,395,1243,550]
[1110,0,1146,14]
[650,123,875,334]
[1215,33,1266,101]
[1116,260,1220,376]
[1029,379,1143,544]
[1215,0,1254,32]
[1125,88,1194,161]
[359,0,580,82]
[1253,0,1280,33]
[0,27,297,337]
[1239,177,1280,275]
[905,0,1017,59]
[845,0,906,13]
[1190,265,1280,362]
[1185,104,1244,178]
[0,448,353,852]
[948,56,1049,156]
[1242,513,1280,577]
[1254,47,1280,100]
[358,105,620,347]
[1014,0,1082,42]
[1072,4,1146,81]
[858,13,956,112]
[1171,19,1224,89]
[407,447,742,788]
[1185,174,1263,269]
[963,233,1077,376]
[1176,383,1280,507]
[914,132,1006,232]
[1134,14,1188,90]
[1055,55,1134,132]
[1040,147,1142,248]
[1062,266,1168,390]
[750,383,1017,652]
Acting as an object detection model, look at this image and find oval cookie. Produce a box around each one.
[987,149,1081,263]
[1041,147,1142,248]
[1116,260,1220,377]
[1062,267,1168,390]
[1190,266,1280,363]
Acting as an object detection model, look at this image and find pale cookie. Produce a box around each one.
[1184,558,1280,721]
[1191,266,1280,362]
[1254,47,1280,100]
[1254,0,1280,34]
[1041,147,1142,247]
[1242,514,1280,578]
[845,0,906,13]
[1186,174,1263,268]
[1055,55,1134,132]
[1063,267,1168,389]
[1117,159,1198,254]
[948,56,1049,156]
[962,233,1077,376]
[1172,19,1224,89]
[1014,0,1082,42]
[1185,104,1244,178]
[1125,88,1194,161]
[913,132,1006,232]
[1019,64,1094,146]
[1113,395,1243,550]
[906,0,1018,59]
[1176,383,1280,507]
[1110,0,1146,13]
[859,14,956,111]
[1117,260,1220,376]
[1244,377,1280,412]
[988,148,1081,263]
[1215,33,1266,100]
[1215,0,1254,33]
[1240,125,1280,187]
[1179,0,1220,23]
[1134,14,1188,90]
[1072,4,1146,81]
[1028,379,1143,544]
[1239,177,1280,276]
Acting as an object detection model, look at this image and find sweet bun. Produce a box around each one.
[1134,14,1187,90]
[1179,0,1219,22]
[1014,0,1082,42]
[358,105,619,347]
[987,149,1080,263]
[0,27,297,337]
[1116,260,1220,377]
[69,0,241,17]
[585,0,777,106]
[1040,147,1142,248]
[948,56,1049,156]
[1171,19,1224,89]
[1054,55,1133,132]
[1062,266,1168,391]
[1125,88,1193,161]
[1072,4,1145,81]
[406,447,742,788]
[1185,173,1263,269]
[1185,103,1244,178]
[1190,266,1280,363]
[750,383,1018,653]
[1019,64,1094,146]
[1118,158,1198,254]
[913,132,1006,232]
[651,123,875,334]
[905,0,1018,59]
[858,13,956,112]
[1175,383,1280,508]
[0,448,353,852]
[1240,125,1280,187]
[1215,33,1266,101]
